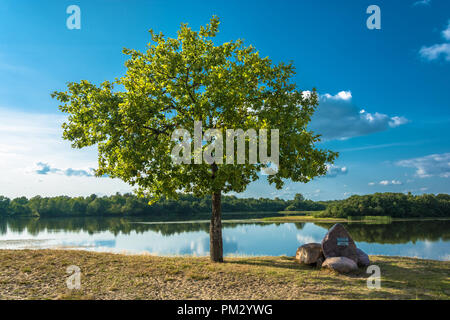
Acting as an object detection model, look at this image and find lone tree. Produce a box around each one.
[52,16,337,262]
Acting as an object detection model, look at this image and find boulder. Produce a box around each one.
[322,257,358,273]
[356,248,370,267]
[316,255,325,268]
[296,243,324,265]
[321,223,358,263]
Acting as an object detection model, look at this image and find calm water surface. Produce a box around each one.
[0,218,448,260]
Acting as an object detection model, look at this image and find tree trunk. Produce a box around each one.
[210,190,223,262]
[210,163,223,262]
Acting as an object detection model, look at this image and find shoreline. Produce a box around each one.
[0,249,448,300]
[3,215,450,224]
[130,216,450,224]
[257,216,450,223]
[0,246,449,262]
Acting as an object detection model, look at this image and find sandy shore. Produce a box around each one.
[0,249,448,300]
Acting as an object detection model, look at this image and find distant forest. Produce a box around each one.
[318,193,450,218]
[0,192,448,218]
[0,193,325,218]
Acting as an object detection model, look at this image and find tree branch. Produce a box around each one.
[142,124,174,136]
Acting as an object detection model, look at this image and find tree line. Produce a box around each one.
[0,192,448,218]
[0,193,294,218]
[317,192,450,218]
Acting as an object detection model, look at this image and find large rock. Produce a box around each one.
[296,243,324,265]
[321,223,358,263]
[322,257,358,273]
[356,248,370,267]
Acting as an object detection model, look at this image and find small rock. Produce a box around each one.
[321,223,358,263]
[322,257,358,273]
[356,248,370,267]
[295,243,323,265]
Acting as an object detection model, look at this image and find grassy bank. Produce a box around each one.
[0,250,448,300]
[261,215,347,223]
[259,215,450,223]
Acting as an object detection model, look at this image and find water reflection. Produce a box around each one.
[0,218,448,260]
[314,221,450,244]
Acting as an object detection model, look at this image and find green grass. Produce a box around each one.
[260,215,346,222]
[277,211,312,215]
[1,249,448,300]
[347,216,392,223]
[257,214,450,223]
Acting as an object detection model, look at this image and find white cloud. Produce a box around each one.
[322,91,352,101]
[369,180,402,186]
[419,43,450,61]
[379,180,403,186]
[419,20,450,62]
[396,153,450,178]
[442,20,450,41]
[325,164,348,177]
[413,0,431,6]
[310,91,408,140]
[0,107,131,198]
[388,116,409,127]
[28,162,98,177]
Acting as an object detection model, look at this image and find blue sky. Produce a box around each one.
[0,0,449,200]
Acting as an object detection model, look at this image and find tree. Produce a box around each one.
[0,196,11,216]
[9,197,33,217]
[51,16,337,262]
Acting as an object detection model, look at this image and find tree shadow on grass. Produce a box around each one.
[227,256,367,277]
[226,256,314,271]
[225,256,448,300]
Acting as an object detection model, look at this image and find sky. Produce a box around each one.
[0,0,449,200]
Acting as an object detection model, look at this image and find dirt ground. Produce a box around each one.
[0,249,448,300]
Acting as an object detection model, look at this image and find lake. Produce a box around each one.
[0,218,448,261]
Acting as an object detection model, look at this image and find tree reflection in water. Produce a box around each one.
[0,217,448,245]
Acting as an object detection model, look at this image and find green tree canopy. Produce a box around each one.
[52,16,337,261]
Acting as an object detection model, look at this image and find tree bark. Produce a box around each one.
[210,164,223,262]
[210,191,223,262]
